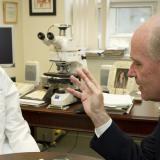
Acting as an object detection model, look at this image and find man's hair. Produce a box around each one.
[149,26,160,60]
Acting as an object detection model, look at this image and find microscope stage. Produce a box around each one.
[44,72,72,78]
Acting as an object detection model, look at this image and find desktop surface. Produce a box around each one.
[0,152,101,160]
[21,101,159,137]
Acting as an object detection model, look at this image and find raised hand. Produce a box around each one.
[67,68,110,128]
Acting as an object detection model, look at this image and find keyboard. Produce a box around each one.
[14,82,35,97]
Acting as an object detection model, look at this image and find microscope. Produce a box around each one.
[37,24,87,108]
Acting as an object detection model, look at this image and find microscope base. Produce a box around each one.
[51,92,77,108]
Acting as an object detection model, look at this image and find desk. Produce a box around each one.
[0,152,101,160]
[21,101,160,137]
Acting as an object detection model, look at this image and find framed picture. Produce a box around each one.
[29,0,56,16]
[3,2,18,24]
[107,61,136,94]
[114,68,128,89]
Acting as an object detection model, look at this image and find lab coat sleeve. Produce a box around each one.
[1,69,40,153]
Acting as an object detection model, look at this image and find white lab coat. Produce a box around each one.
[0,67,40,154]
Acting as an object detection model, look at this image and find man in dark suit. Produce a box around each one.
[67,15,160,160]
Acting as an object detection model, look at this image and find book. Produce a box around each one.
[20,89,47,107]
[22,89,47,100]
[103,93,134,114]
[20,98,45,107]
[105,104,133,115]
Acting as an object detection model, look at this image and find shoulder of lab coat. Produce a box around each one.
[0,67,40,154]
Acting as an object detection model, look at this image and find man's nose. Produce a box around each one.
[128,65,136,78]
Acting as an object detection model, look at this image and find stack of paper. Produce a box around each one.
[20,99,45,107]
[23,89,46,100]
[19,89,47,107]
[103,93,134,114]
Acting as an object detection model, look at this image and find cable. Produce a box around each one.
[47,61,54,72]
[67,131,79,153]
[47,24,54,33]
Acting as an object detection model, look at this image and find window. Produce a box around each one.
[64,0,157,50]
[109,3,153,35]
[97,1,157,49]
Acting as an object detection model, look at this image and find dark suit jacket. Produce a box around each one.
[90,121,160,160]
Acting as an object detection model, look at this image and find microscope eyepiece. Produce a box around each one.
[47,32,55,40]
[37,32,45,40]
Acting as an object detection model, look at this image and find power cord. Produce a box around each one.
[47,61,54,72]
[67,131,79,153]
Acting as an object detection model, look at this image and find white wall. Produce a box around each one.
[1,0,160,83]
[0,0,24,81]
[22,0,65,81]
[0,0,65,82]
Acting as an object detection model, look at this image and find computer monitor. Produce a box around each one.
[0,25,15,67]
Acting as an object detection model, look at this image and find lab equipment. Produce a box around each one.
[38,24,87,108]
[0,25,15,67]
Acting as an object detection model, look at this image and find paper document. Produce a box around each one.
[20,99,45,107]
[15,82,35,97]
[24,89,46,100]
[103,93,133,107]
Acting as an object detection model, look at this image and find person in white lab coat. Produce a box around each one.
[0,67,40,154]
